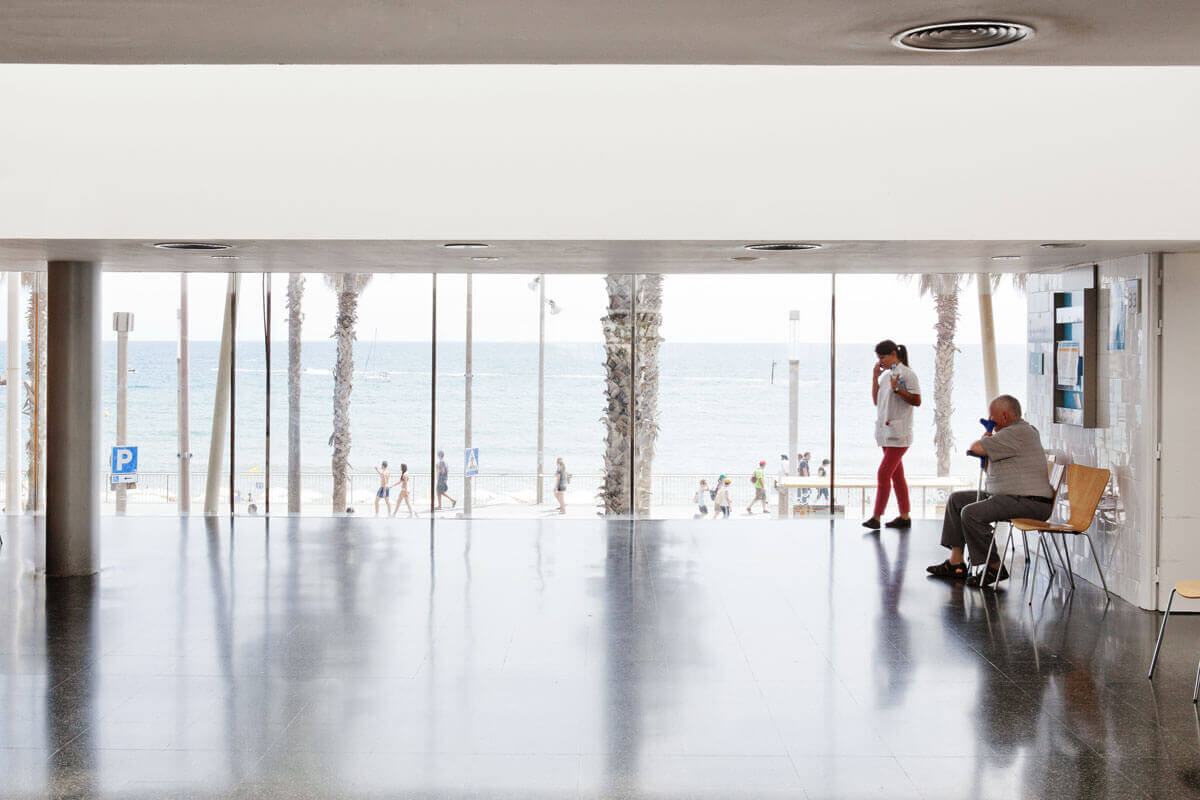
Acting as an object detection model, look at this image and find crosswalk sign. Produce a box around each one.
[464,448,479,477]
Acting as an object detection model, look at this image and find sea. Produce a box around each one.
[0,340,1026,481]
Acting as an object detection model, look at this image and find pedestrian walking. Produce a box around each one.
[374,460,392,516]
[436,450,456,510]
[554,457,569,514]
[390,463,417,518]
[747,460,769,514]
[864,339,921,530]
[694,479,710,519]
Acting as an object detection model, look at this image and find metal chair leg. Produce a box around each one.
[1149,588,1177,679]
[1050,534,1075,590]
[1082,533,1111,600]
[1020,530,1030,564]
[1028,536,1041,606]
[1193,657,1200,703]
[1038,534,1057,578]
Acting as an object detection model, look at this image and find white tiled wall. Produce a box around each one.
[1026,255,1156,609]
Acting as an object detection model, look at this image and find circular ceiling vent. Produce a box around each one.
[892,20,1034,52]
[744,243,822,252]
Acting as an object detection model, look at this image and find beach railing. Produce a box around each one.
[64,470,970,519]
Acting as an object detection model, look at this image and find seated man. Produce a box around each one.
[927,394,1055,587]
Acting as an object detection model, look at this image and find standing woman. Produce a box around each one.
[864,339,921,530]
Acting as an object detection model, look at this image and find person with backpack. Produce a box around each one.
[693,479,710,519]
[747,460,769,514]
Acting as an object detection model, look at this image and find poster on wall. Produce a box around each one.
[1056,341,1081,388]
[1108,278,1141,351]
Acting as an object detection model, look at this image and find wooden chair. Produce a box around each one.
[985,462,1066,585]
[1148,581,1200,701]
[1009,463,1112,599]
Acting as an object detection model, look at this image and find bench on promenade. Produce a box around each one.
[773,475,972,519]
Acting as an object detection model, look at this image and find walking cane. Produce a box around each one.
[965,418,996,571]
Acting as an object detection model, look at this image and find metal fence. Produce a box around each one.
[54,470,966,518]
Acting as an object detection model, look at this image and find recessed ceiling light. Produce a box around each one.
[991,255,1021,261]
[731,256,759,262]
[152,242,232,251]
[470,256,501,262]
[744,243,822,252]
[1039,242,1087,249]
[892,20,1034,52]
[210,255,240,260]
[443,242,489,249]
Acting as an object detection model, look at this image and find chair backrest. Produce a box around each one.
[1063,463,1110,531]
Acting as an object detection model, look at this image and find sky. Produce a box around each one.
[74,271,1026,345]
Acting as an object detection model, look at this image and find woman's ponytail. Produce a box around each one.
[897,344,909,366]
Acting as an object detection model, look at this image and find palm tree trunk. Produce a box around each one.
[287,273,304,513]
[601,274,662,515]
[328,273,371,512]
[22,273,46,511]
[932,286,959,477]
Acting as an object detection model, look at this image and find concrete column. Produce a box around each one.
[46,261,101,576]
[6,275,20,514]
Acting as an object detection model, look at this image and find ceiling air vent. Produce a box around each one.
[892,20,1033,52]
[744,243,822,252]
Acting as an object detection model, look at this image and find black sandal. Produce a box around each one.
[927,559,968,579]
[967,563,1010,588]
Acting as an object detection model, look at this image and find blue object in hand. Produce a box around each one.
[967,418,996,466]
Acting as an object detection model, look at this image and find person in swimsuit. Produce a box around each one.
[374,460,392,516]
[389,463,417,518]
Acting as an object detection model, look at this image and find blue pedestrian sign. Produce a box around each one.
[464,448,480,477]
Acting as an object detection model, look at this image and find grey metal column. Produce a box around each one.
[46,260,101,576]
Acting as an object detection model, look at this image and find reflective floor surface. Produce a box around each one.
[1,516,1199,798]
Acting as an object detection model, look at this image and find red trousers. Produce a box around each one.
[874,446,910,518]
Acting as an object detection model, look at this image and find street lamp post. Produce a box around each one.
[113,311,134,515]
[529,276,561,506]
[784,310,800,519]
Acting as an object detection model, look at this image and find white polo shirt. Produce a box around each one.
[875,364,921,447]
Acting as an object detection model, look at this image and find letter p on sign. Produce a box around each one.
[111,446,138,474]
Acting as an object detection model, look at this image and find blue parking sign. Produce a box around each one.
[111,446,138,474]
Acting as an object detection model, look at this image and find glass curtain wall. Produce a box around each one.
[637,274,833,520]
[833,273,1029,524]
[435,273,611,519]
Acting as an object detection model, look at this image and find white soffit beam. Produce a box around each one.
[1,65,1198,242]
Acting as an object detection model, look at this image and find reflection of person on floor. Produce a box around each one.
[747,460,769,514]
[436,450,456,510]
[554,457,569,514]
[374,460,392,516]
[927,395,1054,587]
[389,463,417,518]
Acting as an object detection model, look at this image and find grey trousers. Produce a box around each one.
[940,490,1054,564]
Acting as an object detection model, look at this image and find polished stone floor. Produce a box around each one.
[1,516,1199,799]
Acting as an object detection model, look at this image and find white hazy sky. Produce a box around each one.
[90,272,1027,344]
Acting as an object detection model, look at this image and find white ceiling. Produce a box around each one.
[5,239,1196,275]
[2,0,1199,65]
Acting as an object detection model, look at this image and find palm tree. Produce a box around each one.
[22,272,46,511]
[287,273,305,513]
[600,274,662,515]
[325,273,373,513]
[916,273,964,477]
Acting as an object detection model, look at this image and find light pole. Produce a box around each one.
[113,311,134,515]
[529,275,561,505]
[178,275,190,514]
[784,310,800,519]
[464,273,473,515]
